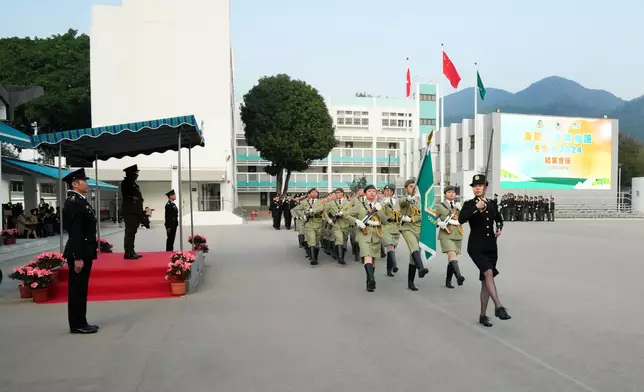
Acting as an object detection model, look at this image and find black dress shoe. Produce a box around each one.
[87,324,99,331]
[495,307,511,320]
[124,253,138,260]
[479,315,493,327]
[366,279,376,292]
[134,253,143,259]
[445,279,454,289]
[457,276,465,286]
[70,326,98,334]
[387,269,394,277]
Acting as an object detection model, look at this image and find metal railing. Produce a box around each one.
[235,172,392,190]
[198,197,223,212]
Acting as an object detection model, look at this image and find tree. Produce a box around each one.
[618,134,644,188]
[346,175,368,193]
[1,143,20,158]
[0,29,91,135]
[241,74,337,196]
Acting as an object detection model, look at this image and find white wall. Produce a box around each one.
[238,193,261,207]
[0,101,7,120]
[90,0,235,210]
[631,177,644,213]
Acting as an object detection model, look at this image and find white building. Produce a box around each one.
[89,0,237,221]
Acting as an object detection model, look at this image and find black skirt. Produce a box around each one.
[467,242,499,281]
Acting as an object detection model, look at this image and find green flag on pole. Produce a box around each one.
[477,71,486,100]
[417,131,437,265]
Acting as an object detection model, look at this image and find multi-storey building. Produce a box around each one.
[235,84,438,208]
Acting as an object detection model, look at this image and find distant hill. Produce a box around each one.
[443,76,643,140]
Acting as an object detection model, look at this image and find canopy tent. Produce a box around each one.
[0,121,32,148]
[2,157,117,192]
[28,115,204,252]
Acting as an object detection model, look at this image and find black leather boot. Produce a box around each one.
[305,244,311,260]
[388,250,398,273]
[311,246,320,265]
[353,243,360,261]
[330,241,337,260]
[336,245,346,265]
[386,253,394,277]
[298,234,305,248]
[445,263,454,289]
[380,244,386,259]
[364,263,376,292]
[408,265,418,291]
[411,250,429,278]
[449,260,465,286]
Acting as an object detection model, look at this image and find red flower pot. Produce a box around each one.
[19,284,32,299]
[31,287,50,303]
[3,237,16,245]
[170,280,186,296]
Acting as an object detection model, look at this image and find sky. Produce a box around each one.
[1,0,643,101]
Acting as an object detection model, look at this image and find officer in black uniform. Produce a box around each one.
[283,193,293,230]
[121,165,143,259]
[458,174,511,328]
[62,168,99,334]
[269,194,282,230]
[164,189,179,251]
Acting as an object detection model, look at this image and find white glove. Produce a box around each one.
[401,215,412,223]
[367,220,380,226]
[382,197,391,205]
[335,211,343,217]
[406,195,414,202]
[307,209,314,216]
[327,219,333,225]
[374,202,382,211]
[356,220,366,229]
[438,221,448,229]
[453,202,461,210]
[448,219,460,226]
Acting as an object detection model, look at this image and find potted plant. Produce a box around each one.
[98,238,114,253]
[27,268,54,303]
[2,228,20,245]
[32,252,66,282]
[8,265,34,298]
[166,252,193,296]
[188,234,209,253]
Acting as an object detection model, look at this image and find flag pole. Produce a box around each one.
[439,43,445,201]
[474,62,478,138]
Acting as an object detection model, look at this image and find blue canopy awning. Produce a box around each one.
[2,158,118,192]
[0,122,32,148]
[30,115,204,163]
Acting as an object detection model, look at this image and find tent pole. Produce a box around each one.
[115,189,119,228]
[177,130,183,251]
[58,144,63,252]
[189,145,194,250]
[95,155,101,253]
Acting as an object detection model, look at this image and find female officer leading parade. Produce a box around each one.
[458,174,511,327]
[350,184,387,292]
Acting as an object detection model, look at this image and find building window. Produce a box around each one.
[389,119,397,127]
[361,111,368,115]
[40,183,55,194]
[436,144,441,152]
[345,118,353,125]
[345,142,354,148]
[469,135,475,149]
[457,138,463,152]
[337,118,345,125]
[337,110,344,115]
[248,166,257,172]
[322,166,328,173]
[389,112,397,116]
[408,120,412,128]
[382,112,389,117]
[419,94,436,101]
[345,111,353,115]
[397,113,405,117]
[388,143,398,149]
[353,112,361,117]
[361,118,369,126]
[420,118,436,126]
[380,167,389,174]
[10,181,24,192]
[382,119,389,126]
[397,119,405,127]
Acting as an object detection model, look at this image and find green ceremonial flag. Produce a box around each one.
[477,71,486,100]
[418,131,437,265]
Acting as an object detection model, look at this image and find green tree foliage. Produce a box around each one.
[618,134,644,188]
[241,74,337,196]
[346,175,368,193]
[0,29,91,134]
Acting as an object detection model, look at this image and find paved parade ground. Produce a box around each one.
[1,219,643,392]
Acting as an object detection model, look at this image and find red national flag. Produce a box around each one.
[406,68,411,97]
[442,51,461,89]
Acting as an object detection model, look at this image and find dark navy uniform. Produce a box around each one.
[164,189,179,251]
[121,164,143,258]
[62,168,98,334]
[458,176,504,281]
[283,194,294,230]
[269,196,282,230]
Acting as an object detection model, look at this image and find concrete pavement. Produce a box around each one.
[1,219,643,392]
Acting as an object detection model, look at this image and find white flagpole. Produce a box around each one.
[439,44,446,202]
[474,62,478,138]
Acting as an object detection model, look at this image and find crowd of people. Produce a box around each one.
[497,193,556,222]
[268,174,511,327]
[2,198,61,239]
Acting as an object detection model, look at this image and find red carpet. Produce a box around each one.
[45,252,185,303]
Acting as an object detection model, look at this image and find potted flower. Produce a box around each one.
[32,252,66,282]
[166,252,193,296]
[27,268,54,303]
[9,265,34,298]
[2,228,20,245]
[188,234,208,253]
[98,238,113,253]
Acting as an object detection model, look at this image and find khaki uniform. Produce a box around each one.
[399,195,422,255]
[381,197,401,248]
[326,198,352,246]
[350,198,388,259]
[436,201,464,254]
[291,202,307,235]
[303,198,325,246]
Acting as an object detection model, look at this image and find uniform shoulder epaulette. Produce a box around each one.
[67,194,76,202]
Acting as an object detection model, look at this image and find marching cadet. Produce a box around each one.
[501,195,509,221]
[458,174,511,327]
[303,188,325,265]
[349,184,387,292]
[121,165,144,259]
[283,194,294,230]
[269,194,282,230]
[62,168,99,334]
[436,185,466,289]
[509,194,517,221]
[327,187,352,265]
[399,178,429,291]
[164,190,179,251]
[536,196,545,221]
[380,184,400,277]
[322,193,336,259]
[515,196,523,221]
[348,186,365,261]
[290,195,308,253]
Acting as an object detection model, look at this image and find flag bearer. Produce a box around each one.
[348,186,365,261]
[399,178,429,291]
[436,185,465,288]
